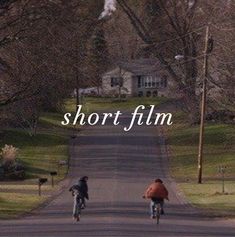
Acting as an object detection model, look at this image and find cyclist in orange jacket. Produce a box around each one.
[143,179,169,218]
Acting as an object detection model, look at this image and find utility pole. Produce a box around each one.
[75,40,80,113]
[197,26,210,184]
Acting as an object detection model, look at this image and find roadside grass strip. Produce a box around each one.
[167,123,235,216]
[0,192,46,219]
[179,181,235,216]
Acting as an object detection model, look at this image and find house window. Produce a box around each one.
[111,77,123,87]
[144,76,148,87]
[138,91,143,97]
[137,75,163,88]
[140,75,160,88]
[137,76,142,88]
[148,76,152,87]
[141,77,145,87]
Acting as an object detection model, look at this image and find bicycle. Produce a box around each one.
[72,191,83,222]
[153,202,161,224]
[143,195,163,224]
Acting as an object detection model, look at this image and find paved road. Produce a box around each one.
[0,113,234,237]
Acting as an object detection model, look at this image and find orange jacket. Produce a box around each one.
[144,182,169,200]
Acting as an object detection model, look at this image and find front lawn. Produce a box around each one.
[0,112,71,219]
[167,123,235,180]
[0,192,46,219]
[0,129,68,179]
[167,122,235,216]
[179,181,235,217]
[65,96,169,113]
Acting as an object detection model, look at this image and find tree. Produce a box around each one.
[203,1,235,114]
[114,0,202,122]
[0,1,104,111]
[0,0,59,107]
[50,1,104,111]
[89,25,110,95]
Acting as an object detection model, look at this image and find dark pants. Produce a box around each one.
[150,198,164,216]
[81,196,86,207]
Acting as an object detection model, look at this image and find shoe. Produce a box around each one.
[161,209,165,215]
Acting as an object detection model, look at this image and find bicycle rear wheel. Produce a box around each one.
[156,205,161,224]
[74,196,82,221]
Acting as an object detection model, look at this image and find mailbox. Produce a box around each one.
[50,171,57,187]
[39,178,48,185]
[38,178,47,196]
[50,171,57,176]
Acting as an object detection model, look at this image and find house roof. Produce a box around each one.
[116,58,162,76]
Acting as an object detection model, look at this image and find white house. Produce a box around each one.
[102,58,175,97]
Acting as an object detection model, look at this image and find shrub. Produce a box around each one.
[0,144,19,169]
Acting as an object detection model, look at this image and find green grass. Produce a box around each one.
[167,121,235,216]
[0,192,46,219]
[0,110,71,219]
[0,129,68,179]
[167,123,235,180]
[0,184,54,191]
[65,96,169,114]
[179,181,235,217]
[39,112,65,128]
[39,111,78,131]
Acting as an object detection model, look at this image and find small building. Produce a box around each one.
[102,58,175,97]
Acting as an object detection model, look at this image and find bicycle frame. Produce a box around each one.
[73,193,83,221]
[153,203,161,224]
